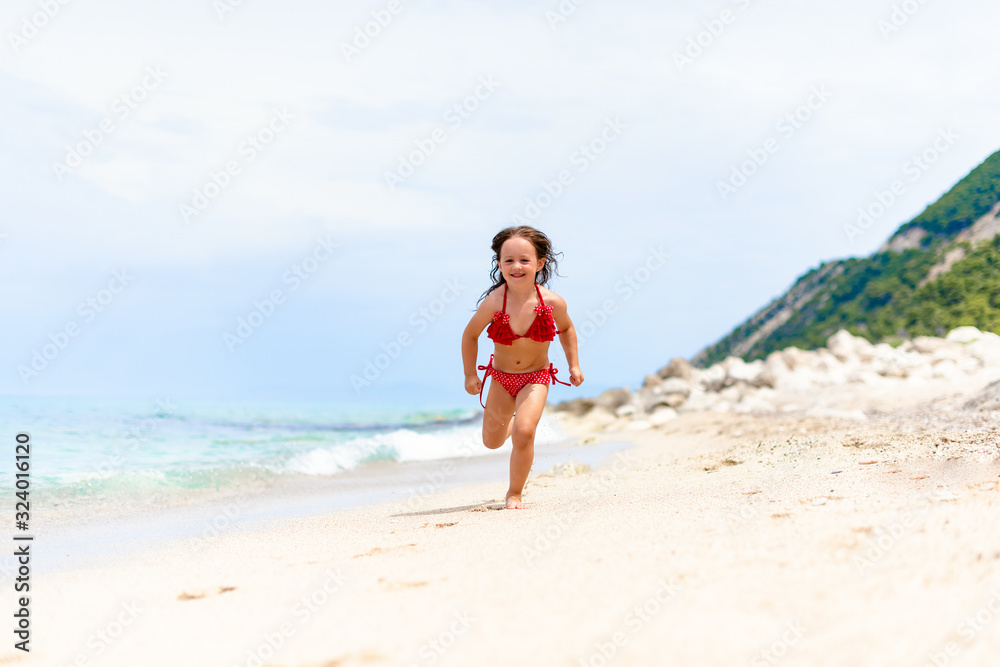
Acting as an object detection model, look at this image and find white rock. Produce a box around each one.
[847,369,887,385]
[679,392,721,413]
[851,336,875,362]
[930,344,967,363]
[719,385,747,403]
[615,404,637,417]
[658,394,688,408]
[815,349,845,372]
[931,359,963,379]
[642,374,663,388]
[782,347,818,370]
[659,378,692,397]
[734,395,777,414]
[905,364,935,382]
[648,407,678,425]
[947,326,984,344]
[758,352,790,389]
[871,342,923,378]
[549,461,591,476]
[912,336,949,354]
[579,407,617,429]
[595,387,631,411]
[958,356,983,373]
[967,333,1000,365]
[827,329,862,362]
[700,364,727,391]
[722,356,763,385]
[780,367,823,391]
[624,419,653,431]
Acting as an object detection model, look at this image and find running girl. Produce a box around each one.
[461,225,583,509]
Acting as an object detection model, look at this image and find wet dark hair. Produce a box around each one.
[477,225,562,305]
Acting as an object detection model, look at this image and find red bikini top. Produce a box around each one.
[487,283,562,345]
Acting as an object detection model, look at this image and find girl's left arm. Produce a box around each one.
[550,294,584,386]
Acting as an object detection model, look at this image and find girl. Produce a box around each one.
[461,226,583,509]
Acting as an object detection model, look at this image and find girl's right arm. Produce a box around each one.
[461,295,496,395]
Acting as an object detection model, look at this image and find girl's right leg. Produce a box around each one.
[482,379,516,450]
[505,382,549,509]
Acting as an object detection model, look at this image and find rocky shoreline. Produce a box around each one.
[554,326,1000,432]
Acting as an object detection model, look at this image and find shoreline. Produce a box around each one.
[24,435,632,575]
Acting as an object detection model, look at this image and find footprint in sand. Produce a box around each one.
[378,578,429,591]
[292,653,383,666]
[704,458,743,472]
[177,586,237,601]
[469,503,505,512]
[353,543,417,558]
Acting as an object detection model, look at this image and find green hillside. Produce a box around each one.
[892,150,1000,246]
[694,149,1000,367]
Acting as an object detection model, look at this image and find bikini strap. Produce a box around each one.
[501,284,507,313]
[476,354,495,409]
[548,363,572,387]
[535,283,545,307]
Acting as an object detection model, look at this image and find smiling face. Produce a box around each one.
[499,236,545,285]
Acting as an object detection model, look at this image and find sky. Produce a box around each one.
[2,0,999,410]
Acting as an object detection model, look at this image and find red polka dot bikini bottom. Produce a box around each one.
[477,354,570,408]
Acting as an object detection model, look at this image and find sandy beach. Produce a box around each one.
[14,344,1000,667]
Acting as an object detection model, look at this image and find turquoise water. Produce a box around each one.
[0,397,510,502]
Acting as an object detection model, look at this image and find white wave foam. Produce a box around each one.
[284,415,568,476]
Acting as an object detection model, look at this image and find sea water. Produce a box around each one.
[0,396,532,497]
[0,396,630,572]
[0,396,581,510]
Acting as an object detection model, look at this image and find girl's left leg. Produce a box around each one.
[506,382,549,509]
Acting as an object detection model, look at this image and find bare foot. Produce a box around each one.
[506,493,527,509]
